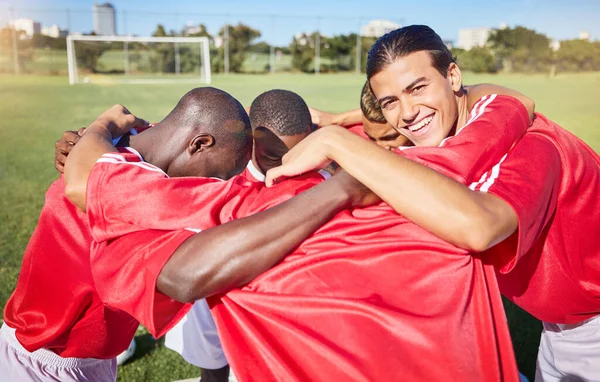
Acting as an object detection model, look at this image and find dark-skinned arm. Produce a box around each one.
[157,171,378,302]
[64,105,146,211]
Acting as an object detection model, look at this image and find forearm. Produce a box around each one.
[331,108,363,127]
[157,179,350,302]
[325,128,515,251]
[64,120,118,211]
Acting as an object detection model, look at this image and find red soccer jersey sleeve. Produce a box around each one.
[90,229,196,338]
[397,94,530,184]
[473,132,561,272]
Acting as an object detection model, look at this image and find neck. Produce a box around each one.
[455,89,470,133]
[128,122,175,171]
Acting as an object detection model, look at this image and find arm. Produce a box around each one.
[310,107,363,128]
[63,105,147,211]
[158,171,377,302]
[466,84,535,124]
[267,96,529,252]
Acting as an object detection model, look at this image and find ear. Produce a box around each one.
[447,62,463,93]
[188,134,215,155]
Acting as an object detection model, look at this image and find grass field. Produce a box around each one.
[0,72,599,381]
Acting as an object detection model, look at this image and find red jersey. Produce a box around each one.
[472,113,600,324]
[346,123,369,140]
[240,160,265,183]
[2,148,191,359]
[85,95,528,381]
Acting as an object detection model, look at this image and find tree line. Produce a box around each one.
[1,23,599,75]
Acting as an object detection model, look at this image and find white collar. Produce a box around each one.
[247,160,266,183]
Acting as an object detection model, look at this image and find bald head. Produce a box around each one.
[157,87,252,179]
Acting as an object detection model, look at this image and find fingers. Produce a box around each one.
[265,167,283,187]
[55,130,82,173]
[54,152,67,173]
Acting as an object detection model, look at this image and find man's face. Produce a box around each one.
[253,127,310,174]
[369,51,462,147]
[362,117,409,150]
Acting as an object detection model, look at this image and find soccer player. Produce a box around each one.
[267,25,600,382]
[163,89,324,381]
[62,87,535,380]
[0,87,255,381]
[312,80,535,151]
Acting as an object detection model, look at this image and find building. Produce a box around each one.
[579,30,590,41]
[41,25,69,38]
[9,19,41,38]
[93,3,116,36]
[360,20,401,38]
[457,27,492,50]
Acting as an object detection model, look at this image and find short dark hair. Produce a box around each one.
[366,25,456,80]
[360,81,387,124]
[249,89,312,136]
[167,87,251,152]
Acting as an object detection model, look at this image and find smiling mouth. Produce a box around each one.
[406,114,434,133]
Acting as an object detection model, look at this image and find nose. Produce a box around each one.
[400,98,418,124]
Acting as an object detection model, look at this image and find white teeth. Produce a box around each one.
[408,115,433,132]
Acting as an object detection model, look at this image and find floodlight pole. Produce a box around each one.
[355,19,361,74]
[269,15,275,74]
[315,17,321,75]
[9,7,19,75]
[124,41,130,76]
[224,24,230,74]
[175,42,180,75]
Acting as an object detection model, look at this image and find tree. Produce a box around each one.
[556,39,600,72]
[218,23,261,73]
[350,36,378,73]
[0,28,35,73]
[290,33,315,72]
[452,47,497,73]
[487,26,552,72]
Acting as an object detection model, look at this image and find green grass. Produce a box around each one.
[0,72,599,381]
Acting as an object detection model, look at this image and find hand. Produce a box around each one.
[266,126,344,187]
[309,107,337,127]
[332,170,381,208]
[55,128,85,173]
[93,104,148,138]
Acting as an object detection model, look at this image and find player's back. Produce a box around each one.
[3,176,138,358]
[211,201,518,382]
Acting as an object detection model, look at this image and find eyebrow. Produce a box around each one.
[377,77,427,104]
[404,77,427,92]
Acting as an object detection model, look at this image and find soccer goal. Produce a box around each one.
[66,35,211,85]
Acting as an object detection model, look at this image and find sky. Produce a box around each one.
[2,0,599,46]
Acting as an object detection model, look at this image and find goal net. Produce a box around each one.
[66,35,211,85]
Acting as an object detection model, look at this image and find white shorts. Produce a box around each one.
[0,323,117,382]
[165,299,229,370]
[535,314,600,382]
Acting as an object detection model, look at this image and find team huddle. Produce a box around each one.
[1,25,599,382]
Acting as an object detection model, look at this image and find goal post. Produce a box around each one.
[66,35,211,85]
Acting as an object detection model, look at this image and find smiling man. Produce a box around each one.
[267,25,600,382]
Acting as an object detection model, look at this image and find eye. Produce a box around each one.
[381,99,399,111]
[410,85,426,95]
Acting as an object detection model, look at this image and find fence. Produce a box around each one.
[0,6,403,76]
